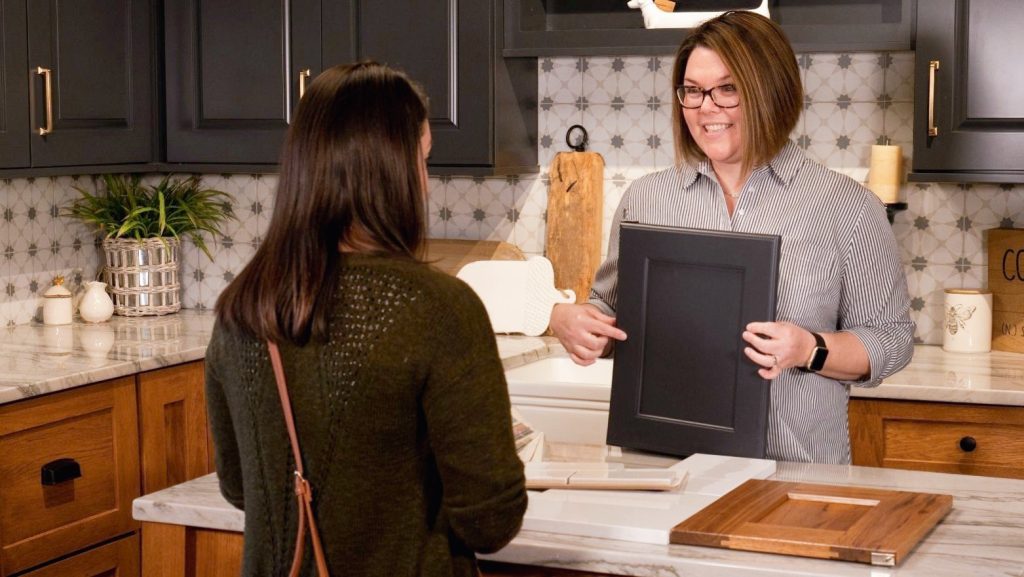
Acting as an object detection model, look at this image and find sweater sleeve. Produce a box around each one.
[204,324,245,510]
[421,282,527,553]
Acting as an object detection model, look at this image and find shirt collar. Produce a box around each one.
[679,140,807,189]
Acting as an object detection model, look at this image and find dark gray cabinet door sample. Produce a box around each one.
[324,0,536,173]
[26,0,152,167]
[913,0,1024,181]
[607,223,779,459]
[0,0,29,168]
[164,0,321,164]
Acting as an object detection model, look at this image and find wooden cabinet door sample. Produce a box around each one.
[138,361,213,494]
[25,0,153,167]
[671,479,953,566]
[0,377,140,576]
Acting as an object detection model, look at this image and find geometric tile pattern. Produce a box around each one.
[0,50,1008,345]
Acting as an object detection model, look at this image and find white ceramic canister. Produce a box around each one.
[942,288,993,353]
[42,276,73,325]
[79,281,115,323]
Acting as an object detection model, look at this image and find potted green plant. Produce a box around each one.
[66,174,234,316]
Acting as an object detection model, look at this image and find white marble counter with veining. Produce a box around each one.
[0,309,561,407]
[133,459,1024,576]
[853,345,1024,406]
[0,310,216,406]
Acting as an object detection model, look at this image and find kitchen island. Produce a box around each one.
[133,451,1024,576]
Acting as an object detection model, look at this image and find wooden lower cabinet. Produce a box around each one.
[20,534,139,577]
[850,398,1024,479]
[0,377,140,576]
[0,360,212,576]
[138,361,214,494]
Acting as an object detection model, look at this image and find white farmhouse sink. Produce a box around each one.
[505,354,613,445]
[504,354,613,402]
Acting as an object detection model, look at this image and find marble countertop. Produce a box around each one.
[133,458,1024,576]
[0,309,561,407]
[855,345,1024,406]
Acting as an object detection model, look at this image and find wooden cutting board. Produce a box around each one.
[987,228,1024,352]
[423,239,525,277]
[670,479,952,566]
[546,151,604,303]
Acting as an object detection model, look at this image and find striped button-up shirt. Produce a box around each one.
[589,141,914,464]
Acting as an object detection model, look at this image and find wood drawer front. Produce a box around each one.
[20,533,139,577]
[0,378,140,576]
[850,399,1024,479]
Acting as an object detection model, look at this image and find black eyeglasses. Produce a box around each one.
[675,83,741,109]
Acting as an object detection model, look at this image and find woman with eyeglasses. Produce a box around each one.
[549,11,913,464]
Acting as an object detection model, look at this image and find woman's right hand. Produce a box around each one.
[549,303,627,366]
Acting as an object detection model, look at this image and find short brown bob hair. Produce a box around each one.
[671,11,802,176]
[217,62,429,345]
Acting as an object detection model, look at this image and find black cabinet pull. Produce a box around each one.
[958,436,977,453]
[41,458,82,486]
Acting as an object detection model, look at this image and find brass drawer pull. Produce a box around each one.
[35,66,53,136]
[927,60,940,137]
[41,457,82,485]
[298,68,311,99]
[958,436,977,453]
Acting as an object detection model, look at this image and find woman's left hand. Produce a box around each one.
[742,321,816,379]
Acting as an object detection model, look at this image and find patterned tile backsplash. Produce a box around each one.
[1,51,1019,345]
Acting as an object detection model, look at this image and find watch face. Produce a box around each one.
[809,346,828,371]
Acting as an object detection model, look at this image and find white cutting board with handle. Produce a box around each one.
[457,256,575,336]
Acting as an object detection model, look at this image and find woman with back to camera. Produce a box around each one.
[549,11,914,464]
[205,62,527,576]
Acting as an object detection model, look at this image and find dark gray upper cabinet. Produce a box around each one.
[163,0,321,164]
[0,0,152,169]
[0,0,30,167]
[165,0,537,173]
[911,0,1024,183]
[505,0,915,56]
[323,1,537,174]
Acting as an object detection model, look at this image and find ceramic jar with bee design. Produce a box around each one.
[943,288,992,353]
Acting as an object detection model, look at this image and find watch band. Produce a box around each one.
[799,332,828,373]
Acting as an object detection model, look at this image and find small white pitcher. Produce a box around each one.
[79,281,115,323]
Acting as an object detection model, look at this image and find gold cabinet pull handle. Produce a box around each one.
[35,66,53,136]
[927,60,940,137]
[298,69,311,99]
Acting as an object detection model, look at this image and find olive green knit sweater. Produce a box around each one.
[205,254,527,577]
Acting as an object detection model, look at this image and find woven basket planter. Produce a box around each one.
[102,237,182,316]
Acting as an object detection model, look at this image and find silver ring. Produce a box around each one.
[770,354,778,368]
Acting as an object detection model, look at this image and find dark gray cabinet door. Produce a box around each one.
[164,0,321,164]
[0,0,29,168]
[26,0,152,167]
[913,0,1024,179]
[323,0,536,173]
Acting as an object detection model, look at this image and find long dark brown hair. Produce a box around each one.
[216,62,429,344]
[671,11,802,176]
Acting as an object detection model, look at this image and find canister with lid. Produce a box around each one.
[42,276,73,325]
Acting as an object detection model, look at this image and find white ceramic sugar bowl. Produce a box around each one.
[79,281,115,323]
[42,276,73,325]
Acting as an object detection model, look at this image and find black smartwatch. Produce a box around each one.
[799,332,829,373]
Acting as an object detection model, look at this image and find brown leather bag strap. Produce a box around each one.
[267,340,331,577]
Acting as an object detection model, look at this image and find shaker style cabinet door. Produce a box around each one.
[322,0,537,173]
[0,0,29,168]
[25,0,153,167]
[163,0,321,164]
[913,0,1024,180]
